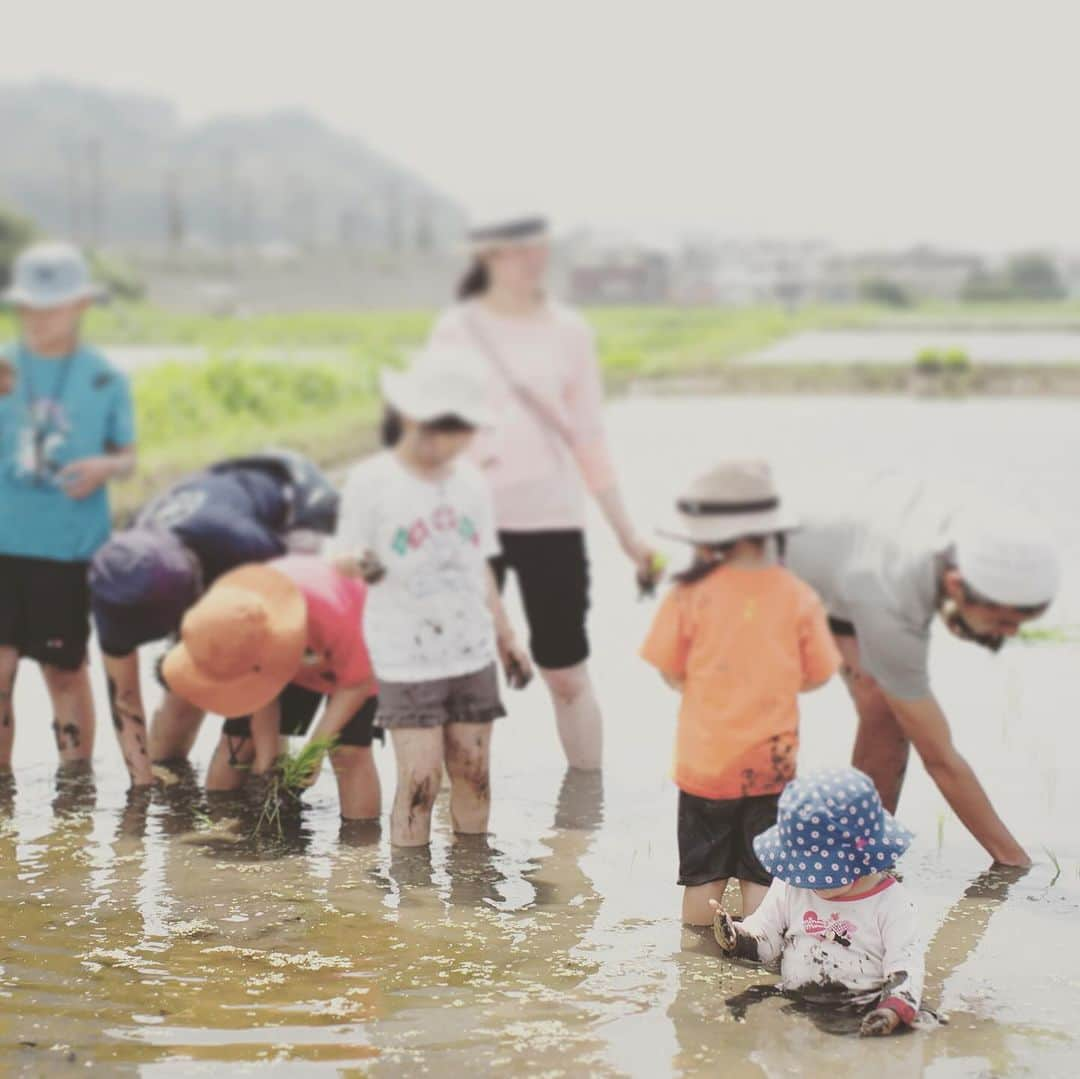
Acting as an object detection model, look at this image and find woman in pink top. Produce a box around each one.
[428,214,654,770]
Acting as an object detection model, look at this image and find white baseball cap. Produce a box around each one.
[2,242,107,309]
[381,344,494,427]
[951,508,1060,609]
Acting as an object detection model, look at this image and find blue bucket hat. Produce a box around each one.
[2,242,107,309]
[89,529,199,657]
[753,768,913,889]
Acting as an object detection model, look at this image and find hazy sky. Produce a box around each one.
[6,0,1080,250]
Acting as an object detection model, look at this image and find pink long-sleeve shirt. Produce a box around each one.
[427,299,616,532]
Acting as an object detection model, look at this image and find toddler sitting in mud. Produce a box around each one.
[711,768,924,1037]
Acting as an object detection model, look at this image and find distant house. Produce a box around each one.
[821,246,985,303]
[669,237,832,307]
[568,247,670,305]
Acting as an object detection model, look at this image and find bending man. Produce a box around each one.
[786,473,1059,867]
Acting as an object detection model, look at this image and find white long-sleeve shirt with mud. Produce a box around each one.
[733,876,924,1024]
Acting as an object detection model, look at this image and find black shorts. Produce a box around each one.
[223,685,383,748]
[0,554,91,670]
[491,530,590,670]
[677,791,780,887]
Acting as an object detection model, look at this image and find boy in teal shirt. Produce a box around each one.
[0,242,136,769]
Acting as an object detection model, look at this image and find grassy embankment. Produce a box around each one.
[2,304,875,514]
[3,301,1077,515]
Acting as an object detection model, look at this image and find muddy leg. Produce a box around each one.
[206,719,257,791]
[540,662,602,772]
[835,635,910,813]
[148,691,205,763]
[333,745,381,822]
[683,879,729,926]
[0,647,17,769]
[444,722,492,835]
[105,665,153,786]
[42,663,94,765]
[389,727,443,847]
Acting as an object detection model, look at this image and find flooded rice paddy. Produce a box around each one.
[3,394,1080,1076]
[743,328,1080,366]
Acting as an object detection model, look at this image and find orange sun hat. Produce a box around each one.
[162,564,308,716]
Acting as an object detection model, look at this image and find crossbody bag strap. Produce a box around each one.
[464,309,578,449]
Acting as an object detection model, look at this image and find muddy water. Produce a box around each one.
[3,395,1079,1077]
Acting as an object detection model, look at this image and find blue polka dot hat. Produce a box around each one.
[752,768,914,889]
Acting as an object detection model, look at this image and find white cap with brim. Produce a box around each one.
[381,344,495,428]
[1,242,107,309]
[952,508,1061,608]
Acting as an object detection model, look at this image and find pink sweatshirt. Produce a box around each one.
[428,299,616,532]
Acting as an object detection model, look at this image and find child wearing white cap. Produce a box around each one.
[711,768,925,1038]
[332,344,532,847]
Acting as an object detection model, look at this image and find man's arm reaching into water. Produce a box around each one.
[886,693,1029,866]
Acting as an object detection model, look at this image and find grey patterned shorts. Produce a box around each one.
[375,663,506,730]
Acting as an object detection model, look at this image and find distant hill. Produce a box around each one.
[0,80,465,253]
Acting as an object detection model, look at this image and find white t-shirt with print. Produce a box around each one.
[334,451,500,683]
[739,875,924,1023]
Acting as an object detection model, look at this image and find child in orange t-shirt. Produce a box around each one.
[641,460,840,926]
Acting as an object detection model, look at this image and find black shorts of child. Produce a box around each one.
[677,791,780,887]
[222,685,383,747]
[0,554,91,670]
[491,530,590,670]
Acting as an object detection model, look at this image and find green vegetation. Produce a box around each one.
[4,300,1080,515]
[961,253,1067,303]
[1018,624,1080,645]
[588,304,877,384]
[254,738,338,838]
[914,347,972,374]
[1044,846,1062,887]
[858,277,913,308]
[114,354,383,517]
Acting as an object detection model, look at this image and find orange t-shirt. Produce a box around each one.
[640,564,840,800]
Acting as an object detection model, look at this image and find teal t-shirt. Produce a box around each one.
[0,342,135,563]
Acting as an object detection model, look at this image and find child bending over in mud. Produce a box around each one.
[712,768,924,1037]
[333,344,532,846]
[641,460,839,925]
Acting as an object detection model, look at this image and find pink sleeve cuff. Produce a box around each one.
[881,996,917,1026]
[573,438,617,494]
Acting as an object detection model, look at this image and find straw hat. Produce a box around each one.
[660,459,798,546]
[381,344,495,427]
[162,564,307,716]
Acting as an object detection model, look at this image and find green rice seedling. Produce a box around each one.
[1044,846,1062,887]
[1018,624,1080,645]
[253,736,338,838]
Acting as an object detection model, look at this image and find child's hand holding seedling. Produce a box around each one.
[637,551,668,599]
[860,1006,902,1037]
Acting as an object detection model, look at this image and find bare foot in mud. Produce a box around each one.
[860,1007,901,1037]
[709,899,738,953]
